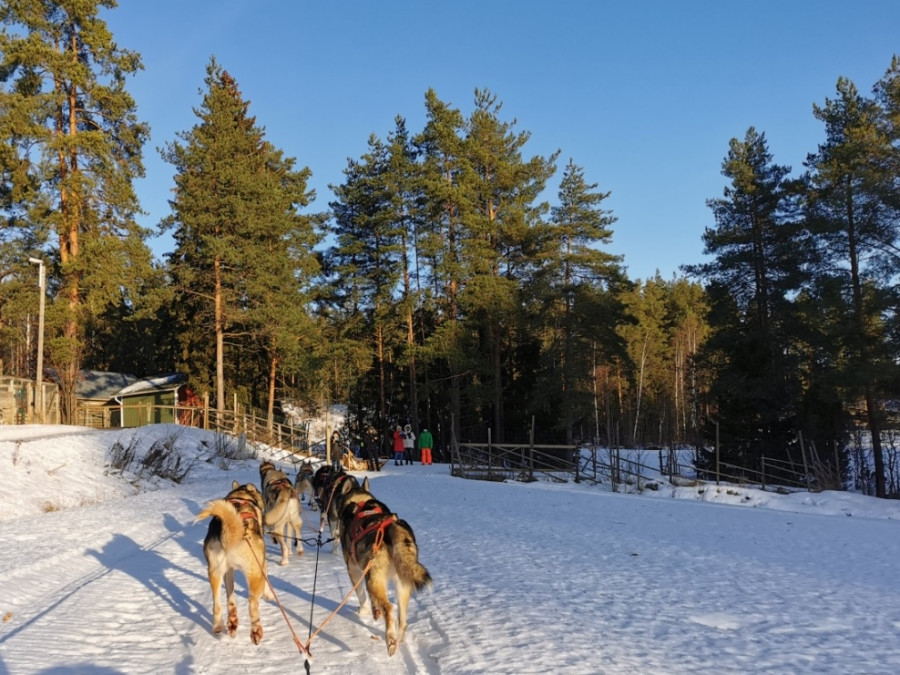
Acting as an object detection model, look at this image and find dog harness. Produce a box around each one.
[322,473,351,511]
[227,497,261,521]
[348,500,398,553]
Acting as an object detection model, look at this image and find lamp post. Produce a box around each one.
[28,257,45,423]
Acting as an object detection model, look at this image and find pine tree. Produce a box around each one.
[690,128,804,468]
[803,76,899,498]
[459,89,557,440]
[385,118,424,434]
[540,159,626,443]
[327,131,406,432]
[417,89,471,441]
[162,58,319,416]
[0,0,150,420]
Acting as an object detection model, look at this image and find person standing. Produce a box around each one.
[392,424,405,465]
[330,429,342,471]
[365,428,381,471]
[403,424,415,465]
[418,427,434,465]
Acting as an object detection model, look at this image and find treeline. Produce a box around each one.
[1,4,898,495]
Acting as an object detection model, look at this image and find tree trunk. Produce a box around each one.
[214,256,225,415]
[267,348,278,432]
[846,183,886,497]
[632,334,649,445]
[407,306,419,432]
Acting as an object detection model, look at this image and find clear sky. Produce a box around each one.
[103,0,900,282]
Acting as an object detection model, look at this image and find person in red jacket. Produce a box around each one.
[392,424,405,465]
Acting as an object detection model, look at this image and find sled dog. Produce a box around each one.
[338,486,432,656]
[312,465,361,553]
[295,461,318,511]
[196,480,274,644]
[259,460,303,565]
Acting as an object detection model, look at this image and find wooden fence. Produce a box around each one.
[73,402,328,468]
[452,437,815,494]
[74,401,821,493]
[0,376,60,425]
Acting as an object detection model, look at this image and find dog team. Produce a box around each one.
[195,457,431,656]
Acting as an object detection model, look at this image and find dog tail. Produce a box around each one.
[196,500,245,546]
[388,520,432,592]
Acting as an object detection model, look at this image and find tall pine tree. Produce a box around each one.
[803,76,899,497]
[691,128,804,469]
[538,159,626,443]
[460,89,557,441]
[162,58,318,416]
[327,131,406,436]
[0,0,150,420]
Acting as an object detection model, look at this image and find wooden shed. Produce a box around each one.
[66,370,136,427]
[111,373,189,427]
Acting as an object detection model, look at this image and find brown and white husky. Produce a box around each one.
[196,480,274,644]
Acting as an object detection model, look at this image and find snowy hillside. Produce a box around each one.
[2,423,900,674]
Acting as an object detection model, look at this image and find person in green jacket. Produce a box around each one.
[418,428,434,465]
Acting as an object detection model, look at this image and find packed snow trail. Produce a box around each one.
[2,426,900,673]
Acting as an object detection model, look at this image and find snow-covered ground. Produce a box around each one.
[2,423,900,674]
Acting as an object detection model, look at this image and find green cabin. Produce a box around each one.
[111,373,188,428]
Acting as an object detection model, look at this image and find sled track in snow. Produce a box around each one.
[0,527,182,644]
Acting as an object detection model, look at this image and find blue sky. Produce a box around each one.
[104,1,900,282]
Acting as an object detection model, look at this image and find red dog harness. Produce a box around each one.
[228,497,260,521]
[349,501,398,553]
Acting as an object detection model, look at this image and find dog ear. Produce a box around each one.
[362,476,371,493]
[232,479,240,489]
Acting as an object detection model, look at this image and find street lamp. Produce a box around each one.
[28,257,45,423]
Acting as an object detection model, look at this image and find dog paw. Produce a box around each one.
[251,625,263,645]
[278,558,289,566]
[386,635,399,657]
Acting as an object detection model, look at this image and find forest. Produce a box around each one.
[1,3,899,496]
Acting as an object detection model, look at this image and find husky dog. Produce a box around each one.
[295,462,318,511]
[259,460,276,486]
[338,486,432,656]
[311,465,361,553]
[259,460,303,565]
[196,480,274,644]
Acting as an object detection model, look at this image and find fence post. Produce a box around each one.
[487,428,492,481]
[529,416,535,482]
[834,440,842,491]
[574,442,581,484]
[798,431,812,492]
[715,420,720,486]
[450,413,457,476]
[761,457,766,491]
